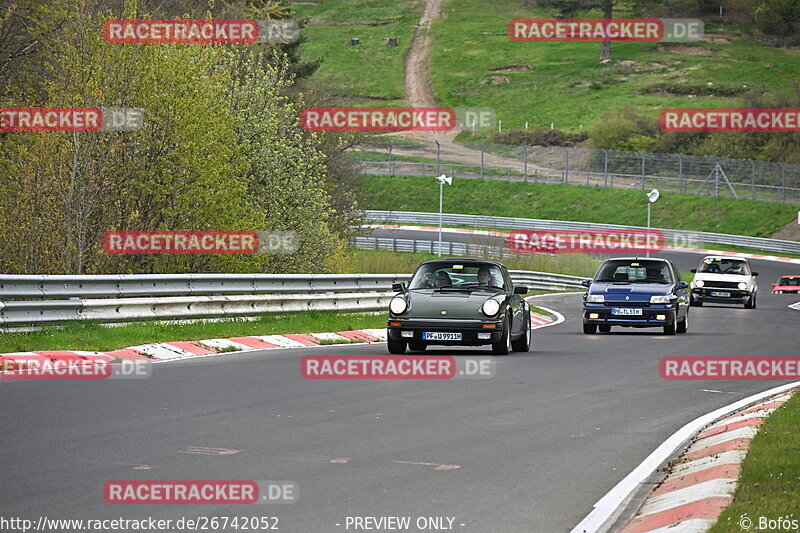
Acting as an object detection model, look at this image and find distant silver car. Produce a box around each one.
[690,256,759,308]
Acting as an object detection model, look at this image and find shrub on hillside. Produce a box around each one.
[489,128,588,147]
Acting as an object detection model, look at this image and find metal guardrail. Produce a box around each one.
[0,269,583,326]
[363,211,800,256]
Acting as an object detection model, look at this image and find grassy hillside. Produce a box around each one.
[355,175,798,238]
[293,0,421,104]
[295,0,800,131]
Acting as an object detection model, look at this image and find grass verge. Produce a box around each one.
[0,311,387,354]
[355,174,798,239]
[708,392,800,532]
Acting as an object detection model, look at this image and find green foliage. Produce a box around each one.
[588,106,660,151]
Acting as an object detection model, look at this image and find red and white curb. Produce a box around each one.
[0,303,564,369]
[370,224,800,265]
[618,392,794,533]
[571,383,800,533]
[0,329,390,367]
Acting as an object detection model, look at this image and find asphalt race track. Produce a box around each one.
[2,231,799,533]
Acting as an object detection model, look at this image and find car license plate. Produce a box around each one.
[710,291,730,297]
[611,307,643,316]
[423,332,462,341]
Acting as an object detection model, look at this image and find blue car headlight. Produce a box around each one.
[586,294,604,303]
[650,295,672,304]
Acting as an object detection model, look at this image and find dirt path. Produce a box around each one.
[404,0,444,109]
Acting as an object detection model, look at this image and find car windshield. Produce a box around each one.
[697,258,750,275]
[779,277,800,286]
[409,262,505,290]
[594,260,674,284]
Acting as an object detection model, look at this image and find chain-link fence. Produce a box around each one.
[357,140,800,204]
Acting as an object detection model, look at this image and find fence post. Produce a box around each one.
[640,152,645,190]
[524,146,528,182]
[563,147,569,183]
[602,148,608,187]
[412,239,417,253]
[392,238,397,252]
[388,141,393,176]
[435,140,440,175]
[480,146,485,178]
[780,163,787,203]
[678,155,684,193]
[750,159,756,201]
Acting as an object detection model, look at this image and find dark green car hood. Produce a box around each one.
[406,289,505,319]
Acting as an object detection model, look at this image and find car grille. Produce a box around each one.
[702,280,741,289]
[603,301,650,307]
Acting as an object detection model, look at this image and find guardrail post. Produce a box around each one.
[524,146,528,182]
[602,148,608,187]
[750,159,756,201]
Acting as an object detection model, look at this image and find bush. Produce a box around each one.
[489,128,588,147]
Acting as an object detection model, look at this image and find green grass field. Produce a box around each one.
[709,393,800,532]
[294,0,800,132]
[355,175,798,238]
[293,0,421,104]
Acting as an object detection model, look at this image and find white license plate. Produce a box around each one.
[611,307,643,316]
[710,291,730,297]
[423,332,462,341]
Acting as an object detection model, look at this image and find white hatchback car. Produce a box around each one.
[690,256,759,308]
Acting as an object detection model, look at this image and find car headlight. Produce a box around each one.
[482,299,501,316]
[738,282,748,291]
[389,296,407,314]
[650,295,672,304]
[586,294,604,303]
[695,280,704,288]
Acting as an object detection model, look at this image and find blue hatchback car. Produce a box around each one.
[582,257,690,335]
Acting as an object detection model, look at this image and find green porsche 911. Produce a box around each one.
[386,258,531,355]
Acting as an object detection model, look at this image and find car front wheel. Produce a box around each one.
[677,311,688,334]
[745,293,757,309]
[387,338,407,354]
[492,316,511,355]
[663,314,677,335]
[583,323,597,334]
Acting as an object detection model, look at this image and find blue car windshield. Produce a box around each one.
[594,260,674,284]
[410,263,505,290]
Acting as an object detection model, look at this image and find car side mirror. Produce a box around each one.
[514,285,529,295]
[752,272,759,277]
[677,281,689,290]
[581,279,592,288]
[392,282,406,292]
[690,268,697,273]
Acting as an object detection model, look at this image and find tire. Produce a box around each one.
[689,294,702,307]
[408,341,426,352]
[387,338,407,354]
[663,315,676,335]
[583,323,597,334]
[598,325,611,333]
[745,293,756,309]
[492,316,511,355]
[511,312,531,352]
[677,311,688,334]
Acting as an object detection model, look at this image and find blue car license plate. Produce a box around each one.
[611,307,643,316]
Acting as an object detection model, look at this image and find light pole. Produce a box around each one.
[436,174,453,257]
[646,188,660,258]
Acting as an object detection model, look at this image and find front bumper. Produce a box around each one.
[692,287,750,303]
[387,318,504,346]
[582,304,675,328]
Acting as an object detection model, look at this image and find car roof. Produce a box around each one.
[702,255,748,262]
[603,256,670,263]
[419,257,505,267]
